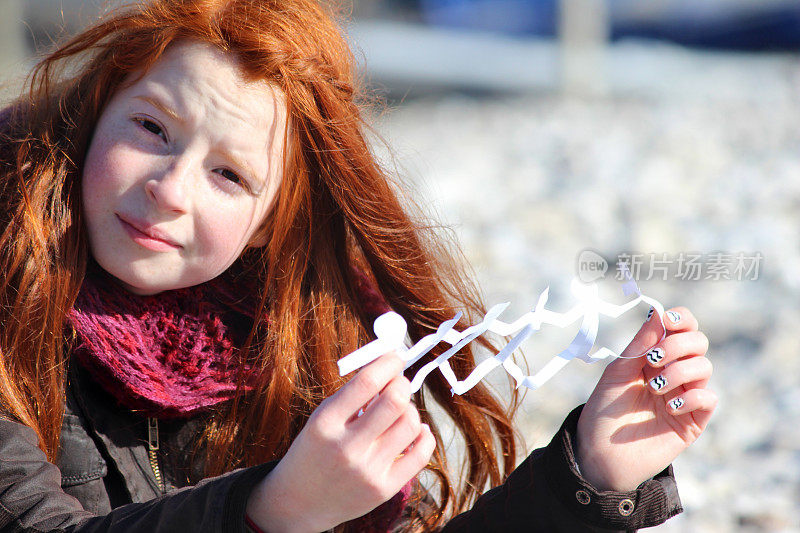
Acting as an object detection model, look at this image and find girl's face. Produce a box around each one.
[82,40,286,295]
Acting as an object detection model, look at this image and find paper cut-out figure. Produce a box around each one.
[338,264,667,394]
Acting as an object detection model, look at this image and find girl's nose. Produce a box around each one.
[144,160,192,213]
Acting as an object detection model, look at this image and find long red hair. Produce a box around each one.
[0,1,520,529]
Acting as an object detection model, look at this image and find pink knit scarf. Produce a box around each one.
[68,266,410,531]
[67,266,262,418]
[67,266,392,419]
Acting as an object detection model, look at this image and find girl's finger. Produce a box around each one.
[386,423,435,489]
[350,375,412,443]
[664,388,719,431]
[619,306,667,359]
[646,356,713,396]
[663,306,698,333]
[330,352,404,421]
[683,376,711,392]
[372,403,422,465]
[643,330,709,370]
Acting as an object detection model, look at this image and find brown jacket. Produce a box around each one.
[0,360,681,532]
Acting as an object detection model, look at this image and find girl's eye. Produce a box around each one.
[216,168,245,187]
[135,117,167,142]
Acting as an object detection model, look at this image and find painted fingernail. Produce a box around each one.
[646,307,655,322]
[649,375,668,391]
[669,398,685,411]
[646,347,665,365]
[666,311,681,324]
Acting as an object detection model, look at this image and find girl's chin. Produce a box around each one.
[93,262,176,296]
[104,273,166,296]
[90,252,225,294]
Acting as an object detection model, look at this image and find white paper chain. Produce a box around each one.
[338,264,667,394]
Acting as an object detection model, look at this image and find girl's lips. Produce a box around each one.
[117,215,182,252]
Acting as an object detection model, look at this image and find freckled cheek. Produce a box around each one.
[84,139,151,202]
[195,208,257,261]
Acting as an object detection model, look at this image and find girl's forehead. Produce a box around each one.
[129,40,280,121]
[147,41,255,85]
[110,40,288,182]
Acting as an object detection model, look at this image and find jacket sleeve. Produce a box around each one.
[440,405,683,532]
[0,417,276,533]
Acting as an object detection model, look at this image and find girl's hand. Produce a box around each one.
[246,353,435,533]
[575,307,717,492]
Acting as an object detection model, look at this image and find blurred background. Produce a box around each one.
[2,1,799,531]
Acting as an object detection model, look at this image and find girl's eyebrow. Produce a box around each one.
[134,94,184,125]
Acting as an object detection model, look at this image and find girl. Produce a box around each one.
[0,0,716,531]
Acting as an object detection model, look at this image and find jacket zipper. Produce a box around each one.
[147,417,165,494]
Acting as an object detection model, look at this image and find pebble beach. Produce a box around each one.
[369,43,800,532]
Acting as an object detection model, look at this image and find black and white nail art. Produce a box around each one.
[646,347,665,365]
[666,310,681,324]
[669,398,685,411]
[649,375,667,391]
[646,307,655,322]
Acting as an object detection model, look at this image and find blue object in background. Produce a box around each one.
[612,4,800,51]
[419,0,800,51]
[420,0,558,36]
